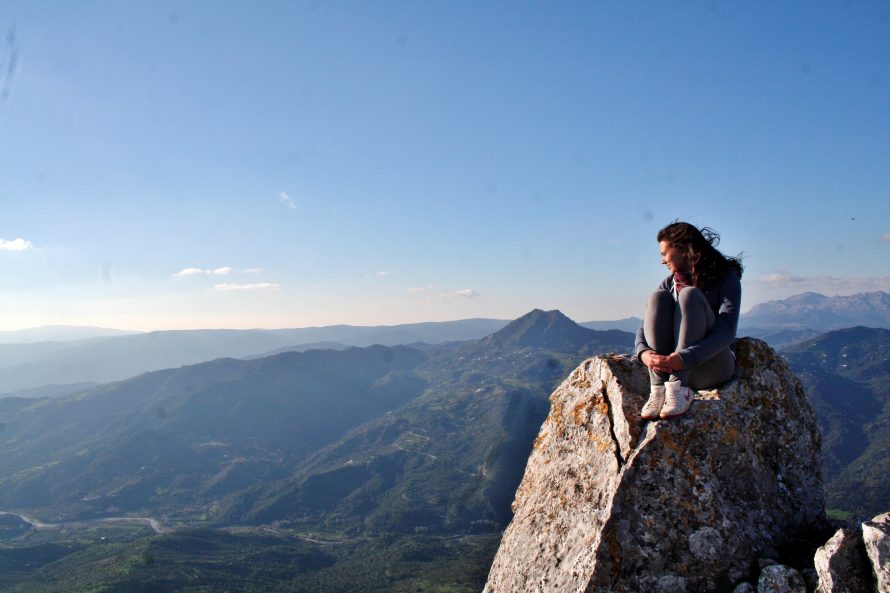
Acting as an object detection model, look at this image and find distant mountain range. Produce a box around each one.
[3,291,884,396]
[742,291,890,331]
[0,320,510,395]
[579,317,642,333]
[0,309,634,533]
[0,325,140,344]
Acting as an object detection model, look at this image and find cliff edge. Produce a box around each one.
[483,338,826,593]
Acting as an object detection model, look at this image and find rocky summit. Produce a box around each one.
[483,338,826,593]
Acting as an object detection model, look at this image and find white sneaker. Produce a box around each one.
[660,381,694,418]
[641,385,666,420]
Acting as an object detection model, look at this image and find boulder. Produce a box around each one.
[483,338,825,593]
[814,527,871,593]
[863,512,890,593]
[757,564,806,593]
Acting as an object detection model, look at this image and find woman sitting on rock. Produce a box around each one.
[636,221,743,419]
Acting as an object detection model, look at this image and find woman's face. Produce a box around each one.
[659,240,689,274]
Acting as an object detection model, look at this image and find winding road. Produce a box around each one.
[0,511,166,534]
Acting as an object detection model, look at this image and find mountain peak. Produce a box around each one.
[786,292,829,304]
[483,309,594,350]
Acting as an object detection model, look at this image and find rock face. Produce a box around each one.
[814,527,872,593]
[863,513,890,593]
[483,338,825,593]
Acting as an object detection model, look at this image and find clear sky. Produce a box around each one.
[1,1,888,331]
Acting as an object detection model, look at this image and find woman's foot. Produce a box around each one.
[641,385,666,420]
[660,380,694,418]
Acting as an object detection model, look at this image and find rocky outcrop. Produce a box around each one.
[863,513,890,592]
[814,527,872,593]
[483,338,825,593]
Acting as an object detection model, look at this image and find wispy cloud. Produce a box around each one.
[758,271,890,293]
[366,270,392,278]
[445,288,480,299]
[0,237,33,251]
[174,267,205,277]
[758,272,808,286]
[174,267,262,277]
[408,285,477,300]
[213,282,281,291]
[881,233,890,242]
[278,191,296,209]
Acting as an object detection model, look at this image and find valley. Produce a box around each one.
[0,296,889,592]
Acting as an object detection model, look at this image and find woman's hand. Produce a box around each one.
[641,351,684,373]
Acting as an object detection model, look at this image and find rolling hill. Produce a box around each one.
[781,326,890,518]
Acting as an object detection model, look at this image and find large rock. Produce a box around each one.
[863,512,890,592]
[757,564,806,593]
[483,338,825,593]
[814,527,872,593]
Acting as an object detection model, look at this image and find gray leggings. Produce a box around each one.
[643,288,736,390]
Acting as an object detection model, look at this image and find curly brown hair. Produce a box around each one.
[657,221,743,289]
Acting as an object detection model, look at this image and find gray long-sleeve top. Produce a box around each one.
[634,271,742,369]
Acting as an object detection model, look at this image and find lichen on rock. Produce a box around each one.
[757,564,807,593]
[483,338,826,593]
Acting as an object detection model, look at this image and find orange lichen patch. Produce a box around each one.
[658,432,686,455]
[534,433,547,449]
[589,433,612,453]
[573,400,595,425]
[722,425,741,445]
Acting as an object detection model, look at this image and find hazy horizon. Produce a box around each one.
[2,2,888,331]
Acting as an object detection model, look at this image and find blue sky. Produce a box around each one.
[1,1,888,330]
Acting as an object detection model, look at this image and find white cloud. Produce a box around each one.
[278,191,296,209]
[174,266,259,277]
[757,272,890,293]
[758,272,807,286]
[881,233,890,242]
[446,288,480,299]
[174,267,206,277]
[408,285,435,293]
[0,238,33,251]
[213,282,281,291]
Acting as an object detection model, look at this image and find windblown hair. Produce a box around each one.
[657,221,744,289]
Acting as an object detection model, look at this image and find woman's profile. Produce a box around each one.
[635,221,743,419]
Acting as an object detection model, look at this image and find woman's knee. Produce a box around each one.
[648,289,674,310]
[677,286,707,308]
